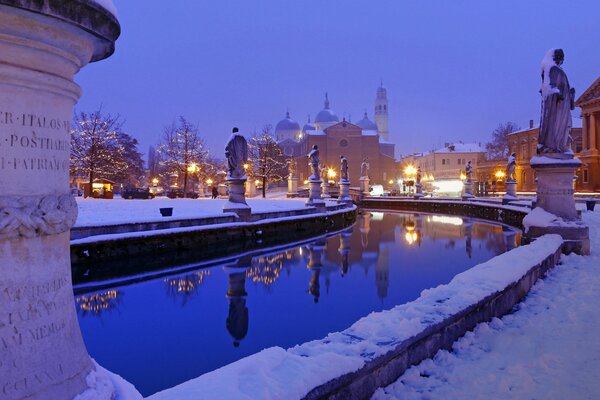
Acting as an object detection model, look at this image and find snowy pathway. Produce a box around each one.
[373,211,600,400]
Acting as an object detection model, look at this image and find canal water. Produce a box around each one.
[75,211,520,396]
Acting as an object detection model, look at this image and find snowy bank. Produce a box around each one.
[147,235,563,400]
[374,210,600,400]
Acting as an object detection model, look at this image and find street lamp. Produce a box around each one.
[206,178,213,186]
[495,170,506,181]
[151,178,159,186]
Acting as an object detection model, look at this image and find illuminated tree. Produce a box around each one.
[70,109,144,193]
[248,124,286,198]
[158,116,208,196]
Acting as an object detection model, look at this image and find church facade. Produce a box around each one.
[275,85,397,185]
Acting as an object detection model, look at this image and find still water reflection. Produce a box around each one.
[76,211,520,396]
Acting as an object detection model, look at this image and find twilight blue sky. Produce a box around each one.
[76,0,600,161]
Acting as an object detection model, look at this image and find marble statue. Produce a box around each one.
[538,48,576,155]
[465,160,472,181]
[308,145,320,180]
[320,163,329,182]
[225,128,248,179]
[360,158,370,178]
[507,152,516,182]
[288,157,297,177]
[416,167,422,184]
[340,155,349,181]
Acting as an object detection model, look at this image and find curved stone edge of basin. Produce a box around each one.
[145,234,563,400]
[0,0,120,61]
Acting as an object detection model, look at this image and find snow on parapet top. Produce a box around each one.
[90,0,118,18]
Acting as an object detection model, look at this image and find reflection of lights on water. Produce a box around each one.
[433,180,464,194]
[370,212,384,221]
[77,290,119,315]
[405,231,418,245]
[431,215,464,226]
[164,270,211,294]
[246,254,284,286]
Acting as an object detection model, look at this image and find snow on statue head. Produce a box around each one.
[225,128,248,179]
[538,48,575,156]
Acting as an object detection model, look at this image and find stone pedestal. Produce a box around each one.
[287,176,298,198]
[245,179,256,198]
[306,179,325,209]
[321,182,331,199]
[502,180,517,205]
[337,179,352,205]
[526,156,589,255]
[359,176,370,198]
[0,2,133,400]
[414,183,424,199]
[224,177,251,220]
[462,180,474,200]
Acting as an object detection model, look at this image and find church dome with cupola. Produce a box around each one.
[314,93,339,129]
[274,111,301,142]
[355,111,378,132]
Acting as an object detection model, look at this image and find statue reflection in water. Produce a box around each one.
[338,228,352,276]
[307,241,325,303]
[464,218,473,259]
[224,256,251,347]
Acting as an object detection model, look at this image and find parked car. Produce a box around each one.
[122,187,155,199]
[166,189,199,199]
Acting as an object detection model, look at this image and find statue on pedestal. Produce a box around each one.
[538,48,576,156]
[360,158,370,178]
[340,155,349,181]
[287,157,297,178]
[507,152,516,182]
[308,145,320,180]
[225,128,248,180]
[416,167,422,184]
[465,160,472,182]
[320,163,328,183]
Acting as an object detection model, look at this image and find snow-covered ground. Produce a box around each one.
[74,196,313,227]
[373,210,600,400]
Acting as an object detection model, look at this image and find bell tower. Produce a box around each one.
[374,82,389,142]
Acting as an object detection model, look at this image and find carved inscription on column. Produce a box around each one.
[0,110,70,173]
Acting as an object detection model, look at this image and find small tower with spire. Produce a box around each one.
[374,82,389,142]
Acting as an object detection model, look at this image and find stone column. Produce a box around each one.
[0,2,126,400]
[590,113,597,151]
[337,178,352,205]
[306,177,325,209]
[502,180,517,204]
[287,176,298,198]
[462,180,474,200]
[359,176,370,198]
[224,176,251,220]
[320,181,331,199]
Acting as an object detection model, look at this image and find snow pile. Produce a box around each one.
[74,361,142,400]
[146,235,562,400]
[540,48,560,99]
[90,0,118,17]
[373,210,600,400]
[522,206,582,233]
[74,197,313,227]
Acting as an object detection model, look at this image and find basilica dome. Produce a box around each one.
[275,112,301,141]
[356,112,378,131]
[315,93,339,128]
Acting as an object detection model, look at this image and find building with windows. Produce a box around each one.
[275,85,398,184]
[575,76,600,192]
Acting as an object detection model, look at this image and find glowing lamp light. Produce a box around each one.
[243,163,249,170]
[255,179,260,185]
[460,172,467,180]
[187,163,199,173]
[327,168,336,179]
[303,179,309,185]
[206,178,214,185]
[151,178,159,186]
[495,170,506,180]
[388,179,394,185]
[404,165,417,176]
[405,231,418,245]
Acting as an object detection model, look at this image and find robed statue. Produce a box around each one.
[507,152,516,182]
[320,163,328,183]
[340,155,349,182]
[308,145,320,180]
[287,157,297,178]
[465,160,472,182]
[225,127,248,180]
[360,158,370,178]
[538,48,575,155]
[416,167,422,185]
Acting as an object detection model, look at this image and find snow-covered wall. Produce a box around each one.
[148,234,563,400]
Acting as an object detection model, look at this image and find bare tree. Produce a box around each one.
[70,109,143,194]
[158,116,208,196]
[248,125,286,198]
[486,122,521,160]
